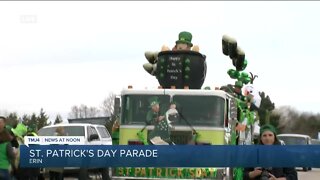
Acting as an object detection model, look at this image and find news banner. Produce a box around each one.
[21,136,320,168]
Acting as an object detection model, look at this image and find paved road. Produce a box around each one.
[297,168,320,180]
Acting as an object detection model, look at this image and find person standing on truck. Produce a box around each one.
[146,98,173,145]
[243,124,298,180]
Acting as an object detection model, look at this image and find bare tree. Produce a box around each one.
[69,105,80,119]
[101,92,116,116]
[69,104,101,119]
[79,104,88,118]
[88,107,100,118]
[68,92,116,119]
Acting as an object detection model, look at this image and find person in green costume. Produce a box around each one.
[146,97,173,145]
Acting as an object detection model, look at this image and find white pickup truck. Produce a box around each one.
[277,133,312,172]
[37,123,112,180]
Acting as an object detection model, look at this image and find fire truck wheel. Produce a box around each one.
[100,168,111,180]
[79,168,88,180]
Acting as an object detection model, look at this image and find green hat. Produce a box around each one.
[11,123,28,139]
[148,96,160,107]
[176,31,193,47]
[260,124,277,136]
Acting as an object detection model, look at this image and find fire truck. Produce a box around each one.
[112,39,256,179]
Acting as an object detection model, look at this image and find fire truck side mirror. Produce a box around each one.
[114,97,121,116]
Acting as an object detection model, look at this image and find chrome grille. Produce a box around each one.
[147,130,193,145]
[170,131,193,145]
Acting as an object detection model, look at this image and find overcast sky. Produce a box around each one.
[0,1,319,121]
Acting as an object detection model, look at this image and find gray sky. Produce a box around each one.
[0,1,319,121]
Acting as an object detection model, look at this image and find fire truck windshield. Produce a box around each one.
[172,95,225,127]
[121,94,224,127]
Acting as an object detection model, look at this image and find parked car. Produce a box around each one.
[277,133,312,171]
[37,123,112,180]
[311,138,320,145]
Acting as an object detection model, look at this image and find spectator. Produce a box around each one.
[12,123,40,180]
[0,116,16,180]
[243,124,298,180]
[48,126,65,180]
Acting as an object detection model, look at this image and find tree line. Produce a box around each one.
[270,106,320,139]
[68,93,116,119]
[5,108,52,132]
[258,91,320,139]
[1,93,116,132]
[1,91,319,139]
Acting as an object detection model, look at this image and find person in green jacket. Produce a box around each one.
[0,116,16,180]
[146,98,173,145]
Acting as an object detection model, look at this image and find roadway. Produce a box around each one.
[297,168,320,180]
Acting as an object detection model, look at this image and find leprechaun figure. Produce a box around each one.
[143,31,200,76]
